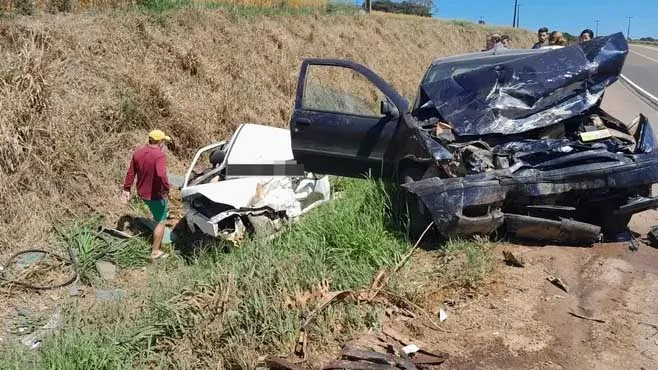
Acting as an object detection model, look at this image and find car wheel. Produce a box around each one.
[400,167,435,240]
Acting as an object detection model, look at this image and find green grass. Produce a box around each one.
[442,237,495,289]
[53,217,152,285]
[0,178,412,369]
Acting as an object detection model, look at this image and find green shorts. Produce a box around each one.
[144,199,169,223]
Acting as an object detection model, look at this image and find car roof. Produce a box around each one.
[429,47,549,67]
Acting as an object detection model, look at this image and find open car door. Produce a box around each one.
[290,59,409,179]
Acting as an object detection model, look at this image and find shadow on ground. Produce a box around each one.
[115,214,224,262]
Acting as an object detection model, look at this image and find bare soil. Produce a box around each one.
[392,210,658,370]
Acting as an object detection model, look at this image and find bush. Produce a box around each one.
[364,0,432,17]
[47,0,76,13]
[14,0,36,15]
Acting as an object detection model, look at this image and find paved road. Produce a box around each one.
[622,44,658,100]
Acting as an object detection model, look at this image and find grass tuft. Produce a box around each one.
[442,238,495,289]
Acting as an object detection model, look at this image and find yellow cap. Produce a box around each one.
[148,129,171,142]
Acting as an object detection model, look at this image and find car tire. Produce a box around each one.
[400,166,435,240]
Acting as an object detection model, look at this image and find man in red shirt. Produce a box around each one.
[121,129,172,260]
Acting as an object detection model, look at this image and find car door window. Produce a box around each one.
[302,65,387,118]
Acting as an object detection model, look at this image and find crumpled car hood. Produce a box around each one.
[419,32,628,136]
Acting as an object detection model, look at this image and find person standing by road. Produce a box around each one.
[501,35,512,48]
[121,129,172,261]
[579,29,594,43]
[532,27,550,49]
[548,31,568,47]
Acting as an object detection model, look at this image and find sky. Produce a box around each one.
[353,0,657,39]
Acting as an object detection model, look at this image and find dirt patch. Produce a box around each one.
[390,211,658,370]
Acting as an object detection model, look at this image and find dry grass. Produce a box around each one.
[1,0,330,13]
[0,9,534,253]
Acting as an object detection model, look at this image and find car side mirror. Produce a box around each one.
[380,100,399,119]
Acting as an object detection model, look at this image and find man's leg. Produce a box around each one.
[145,199,168,259]
[152,221,165,257]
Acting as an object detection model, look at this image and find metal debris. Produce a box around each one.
[95,289,127,301]
[20,307,62,349]
[547,275,569,293]
[322,335,447,370]
[502,250,525,267]
[568,310,606,323]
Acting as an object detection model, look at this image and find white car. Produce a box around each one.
[180,123,331,240]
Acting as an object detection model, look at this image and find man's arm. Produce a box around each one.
[123,152,136,192]
[155,154,171,197]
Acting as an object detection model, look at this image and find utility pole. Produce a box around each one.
[595,20,599,37]
[516,3,521,27]
[626,16,632,40]
[512,0,518,27]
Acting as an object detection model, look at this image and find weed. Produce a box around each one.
[60,218,151,284]
[14,0,36,15]
[0,328,134,370]
[442,238,495,288]
[138,0,192,12]
[46,0,76,13]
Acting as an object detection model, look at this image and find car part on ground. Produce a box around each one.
[288,33,658,245]
[181,124,331,239]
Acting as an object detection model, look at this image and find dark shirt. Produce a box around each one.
[532,41,546,49]
[123,145,170,200]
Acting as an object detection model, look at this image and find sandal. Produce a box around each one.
[151,251,169,261]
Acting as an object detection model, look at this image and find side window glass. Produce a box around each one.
[302,65,387,118]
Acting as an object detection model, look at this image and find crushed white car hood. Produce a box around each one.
[182,176,304,216]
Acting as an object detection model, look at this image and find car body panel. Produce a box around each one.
[290,59,410,178]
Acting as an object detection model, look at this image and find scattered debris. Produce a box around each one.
[648,226,658,248]
[402,344,420,355]
[629,234,640,251]
[547,275,569,293]
[294,329,308,362]
[502,250,525,267]
[263,356,310,370]
[16,252,46,269]
[639,321,658,338]
[438,304,448,322]
[95,289,127,301]
[95,260,118,281]
[568,310,606,323]
[322,335,447,370]
[20,307,61,349]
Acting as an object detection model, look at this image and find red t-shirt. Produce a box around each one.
[123,145,170,200]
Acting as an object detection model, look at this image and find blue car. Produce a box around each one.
[289,33,658,245]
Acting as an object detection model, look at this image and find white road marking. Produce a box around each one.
[620,74,658,106]
[632,44,658,52]
[629,49,658,64]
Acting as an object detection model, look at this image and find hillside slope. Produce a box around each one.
[0,9,534,249]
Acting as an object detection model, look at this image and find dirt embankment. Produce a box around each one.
[0,9,534,250]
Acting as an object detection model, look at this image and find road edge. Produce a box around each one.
[619,74,658,110]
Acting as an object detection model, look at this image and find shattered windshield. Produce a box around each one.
[422,50,544,86]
